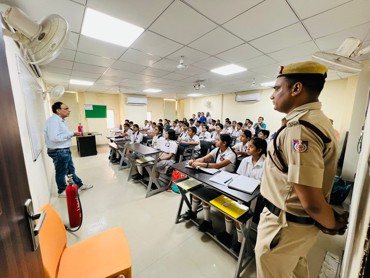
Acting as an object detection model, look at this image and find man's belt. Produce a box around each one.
[264,198,315,225]
[47,147,70,150]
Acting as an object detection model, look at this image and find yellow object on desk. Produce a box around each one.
[136,156,155,164]
[176,178,202,191]
[210,195,249,219]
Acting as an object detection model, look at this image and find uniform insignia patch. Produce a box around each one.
[293,140,308,153]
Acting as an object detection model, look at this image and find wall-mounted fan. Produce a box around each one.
[177,56,188,70]
[312,37,370,73]
[194,79,205,90]
[48,85,65,100]
[2,7,68,65]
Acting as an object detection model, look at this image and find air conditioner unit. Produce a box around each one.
[126,97,147,105]
[235,93,261,102]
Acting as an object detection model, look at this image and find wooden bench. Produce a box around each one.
[38,204,132,278]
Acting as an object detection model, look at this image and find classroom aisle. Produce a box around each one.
[49,145,345,278]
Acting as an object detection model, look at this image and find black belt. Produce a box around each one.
[48,147,70,150]
[264,198,315,225]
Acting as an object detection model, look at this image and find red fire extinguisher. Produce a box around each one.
[78,123,84,136]
[65,175,83,231]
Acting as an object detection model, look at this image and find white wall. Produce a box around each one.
[147,97,164,122]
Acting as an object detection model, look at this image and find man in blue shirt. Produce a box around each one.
[44,102,93,198]
[253,116,267,135]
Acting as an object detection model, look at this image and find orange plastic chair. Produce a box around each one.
[38,204,132,278]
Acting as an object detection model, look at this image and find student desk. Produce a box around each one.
[76,135,98,157]
[126,143,162,198]
[171,161,260,278]
[109,137,131,169]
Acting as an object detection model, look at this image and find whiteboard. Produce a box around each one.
[17,57,45,161]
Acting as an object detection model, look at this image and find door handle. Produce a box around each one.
[25,199,47,251]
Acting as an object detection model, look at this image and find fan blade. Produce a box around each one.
[358,45,370,56]
[336,37,361,58]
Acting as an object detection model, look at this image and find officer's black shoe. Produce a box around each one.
[232,241,241,254]
[216,231,233,248]
[198,220,213,232]
[181,210,197,220]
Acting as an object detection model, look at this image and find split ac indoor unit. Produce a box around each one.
[126,97,147,105]
[235,93,261,103]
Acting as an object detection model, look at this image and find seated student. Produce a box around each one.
[111,123,133,164]
[245,120,255,136]
[189,118,195,127]
[253,116,266,135]
[142,120,150,130]
[223,120,233,135]
[199,125,211,140]
[232,130,252,157]
[177,122,189,142]
[177,126,200,161]
[170,120,181,134]
[151,125,165,149]
[257,129,270,144]
[183,134,237,232]
[242,118,251,130]
[195,121,202,135]
[130,124,143,144]
[216,137,267,253]
[208,119,216,132]
[153,129,178,178]
[231,120,237,131]
[232,122,243,144]
[211,123,224,141]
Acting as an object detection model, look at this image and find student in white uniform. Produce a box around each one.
[179,126,200,151]
[208,119,216,132]
[154,129,178,178]
[198,125,211,140]
[217,137,267,253]
[245,120,255,136]
[232,122,243,144]
[177,122,189,142]
[151,125,165,150]
[223,120,233,135]
[184,134,237,232]
[130,124,143,144]
[232,130,252,157]
[210,123,224,141]
[257,129,270,144]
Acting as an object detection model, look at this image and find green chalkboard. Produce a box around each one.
[85,105,107,118]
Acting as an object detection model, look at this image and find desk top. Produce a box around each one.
[127,143,160,155]
[172,161,260,204]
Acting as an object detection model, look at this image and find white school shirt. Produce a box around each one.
[199,131,211,140]
[223,126,233,135]
[185,135,201,150]
[196,126,202,135]
[233,141,250,154]
[208,124,215,131]
[124,129,133,138]
[152,135,165,149]
[236,155,265,181]
[130,131,143,143]
[178,131,188,141]
[209,147,236,173]
[148,126,155,133]
[210,131,219,141]
[160,140,178,161]
[245,126,255,136]
[232,129,242,143]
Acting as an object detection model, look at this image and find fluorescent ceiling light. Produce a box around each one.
[164,98,176,101]
[69,79,94,86]
[188,93,203,97]
[260,81,276,87]
[143,88,162,93]
[211,64,247,76]
[81,8,144,47]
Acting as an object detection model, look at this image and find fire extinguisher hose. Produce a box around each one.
[65,191,83,232]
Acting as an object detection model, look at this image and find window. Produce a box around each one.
[147,111,152,121]
[107,109,115,128]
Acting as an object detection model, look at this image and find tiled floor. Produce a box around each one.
[50,145,345,278]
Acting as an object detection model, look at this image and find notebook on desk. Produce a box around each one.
[210,195,249,219]
[227,175,260,194]
[185,164,220,175]
[176,178,202,191]
[136,156,155,164]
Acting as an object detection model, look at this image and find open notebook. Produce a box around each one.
[227,175,260,194]
[210,195,249,219]
[175,178,202,191]
[185,164,220,175]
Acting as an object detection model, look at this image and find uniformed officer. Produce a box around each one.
[255,61,349,278]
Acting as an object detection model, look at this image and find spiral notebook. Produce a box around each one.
[227,175,260,194]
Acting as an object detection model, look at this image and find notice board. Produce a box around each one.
[85,104,107,118]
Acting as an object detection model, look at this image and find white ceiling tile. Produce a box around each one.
[58,48,76,61]
[69,75,96,84]
[162,72,189,81]
[304,1,370,38]
[223,0,298,41]
[111,60,147,73]
[192,57,227,70]
[189,27,244,55]
[11,0,85,33]
[151,58,179,71]
[238,55,277,69]
[289,0,351,20]
[41,66,72,75]
[268,41,319,62]
[71,70,102,79]
[64,32,79,50]
[249,23,311,53]
[78,35,126,59]
[141,67,171,78]
[75,52,115,67]
[176,66,207,77]
[148,1,217,45]
[183,0,264,24]
[73,62,107,74]
[95,78,121,86]
[72,0,86,5]
[131,31,183,57]
[120,49,161,67]
[68,84,92,91]
[315,22,370,51]
[87,85,111,92]
[216,43,262,63]
[48,59,74,69]
[87,0,173,28]
[166,47,210,64]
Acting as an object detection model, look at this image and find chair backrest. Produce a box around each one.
[38,204,67,278]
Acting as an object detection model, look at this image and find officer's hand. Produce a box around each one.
[315,210,349,235]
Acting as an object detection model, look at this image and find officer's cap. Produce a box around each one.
[277,61,328,78]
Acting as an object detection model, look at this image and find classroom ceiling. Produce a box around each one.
[3,0,370,99]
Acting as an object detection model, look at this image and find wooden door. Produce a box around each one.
[0,29,44,277]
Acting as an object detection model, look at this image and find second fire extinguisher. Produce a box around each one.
[65,175,83,231]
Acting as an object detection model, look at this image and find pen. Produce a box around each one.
[224,178,233,184]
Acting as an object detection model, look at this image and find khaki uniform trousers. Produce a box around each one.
[255,207,320,278]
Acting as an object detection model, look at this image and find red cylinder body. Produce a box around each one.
[78,124,83,136]
[66,183,82,228]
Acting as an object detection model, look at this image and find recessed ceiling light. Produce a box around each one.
[69,79,94,86]
[143,88,162,93]
[260,81,276,87]
[81,8,144,47]
[211,64,247,76]
[187,93,203,97]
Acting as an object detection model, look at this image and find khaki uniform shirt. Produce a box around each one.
[261,102,337,217]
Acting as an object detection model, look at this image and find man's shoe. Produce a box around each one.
[181,210,197,220]
[58,191,66,198]
[198,220,213,232]
[79,184,93,192]
[216,231,233,248]
[112,159,119,164]
[132,174,144,181]
[232,241,242,254]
